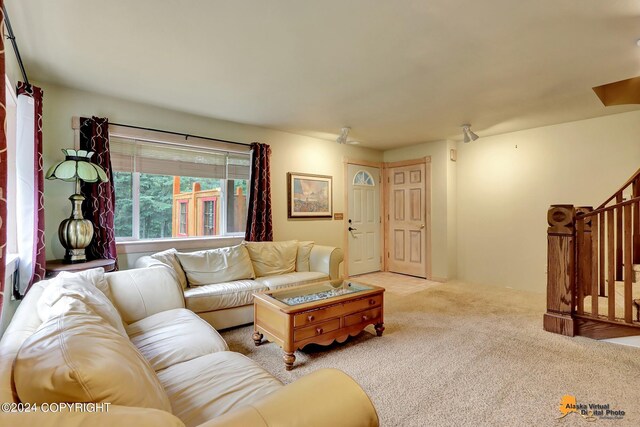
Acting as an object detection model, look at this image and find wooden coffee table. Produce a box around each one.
[252,280,384,370]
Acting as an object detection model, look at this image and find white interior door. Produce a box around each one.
[347,164,381,276]
[388,163,427,278]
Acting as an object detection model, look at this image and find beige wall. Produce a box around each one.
[38,82,382,267]
[383,140,455,280]
[457,110,640,293]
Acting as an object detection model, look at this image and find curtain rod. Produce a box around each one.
[109,122,252,148]
[3,5,29,85]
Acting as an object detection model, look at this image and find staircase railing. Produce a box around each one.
[544,169,640,339]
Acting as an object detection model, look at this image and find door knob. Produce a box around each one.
[348,226,358,231]
[416,224,425,230]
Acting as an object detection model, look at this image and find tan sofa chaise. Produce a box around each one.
[0,266,378,427]
[135,241,344,329]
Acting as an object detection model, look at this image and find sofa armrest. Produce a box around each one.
[309,245,344,280]
[196,368,378,427]
[106,267,185,324]
[0,405,185,427]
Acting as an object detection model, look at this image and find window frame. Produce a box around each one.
[72,119,250,249]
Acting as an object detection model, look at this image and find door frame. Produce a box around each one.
[382,157,432,280]
[343,158,384,278]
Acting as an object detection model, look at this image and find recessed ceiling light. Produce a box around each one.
[636,39,640,47]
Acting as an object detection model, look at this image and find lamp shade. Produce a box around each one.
[45,149,108,183]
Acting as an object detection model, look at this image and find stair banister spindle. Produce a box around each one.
[633,177,640,264]
[575,207,593,316]
[616,193,624,281]
[624,203,633,323]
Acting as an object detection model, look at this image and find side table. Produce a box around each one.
[45,258,116,278]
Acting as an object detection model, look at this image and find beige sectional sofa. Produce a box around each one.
[0,266,378,427]
[135,241,344,329]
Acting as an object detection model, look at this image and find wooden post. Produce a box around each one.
[575,207,592,316]
[544,205,576,336]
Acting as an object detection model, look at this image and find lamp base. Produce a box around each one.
[59,194,94,264]
[64,248,88,264]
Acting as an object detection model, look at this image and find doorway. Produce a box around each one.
[385,159,431,279]
[346,163,382,276]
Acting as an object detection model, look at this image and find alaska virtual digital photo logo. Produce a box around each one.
[558,395,625,421]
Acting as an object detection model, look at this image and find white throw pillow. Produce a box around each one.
[14,311,171,412]
[38,269,127,336]
[176,245,255,286]
[296,241,314,272]
[58,267,113,301]
[150,248,188,290]
[244,240,298,277]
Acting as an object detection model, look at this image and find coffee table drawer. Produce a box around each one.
[294,318,341,342]
[344,307,382,327]
[294,305,343,327]
[343,295,382,314]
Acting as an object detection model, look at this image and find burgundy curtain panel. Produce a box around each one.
[245,143,273,241]
[0,1,6,318]
[16,82,46,292]
[79,116,118,266]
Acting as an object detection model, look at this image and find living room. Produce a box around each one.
[1,1,640,426]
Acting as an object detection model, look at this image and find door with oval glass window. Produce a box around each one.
[347,164,381,275]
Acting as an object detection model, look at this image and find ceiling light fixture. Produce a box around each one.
[336,127,351,144]
[461,124,479,143]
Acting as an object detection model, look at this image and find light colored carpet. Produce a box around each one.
[221,279,640,426]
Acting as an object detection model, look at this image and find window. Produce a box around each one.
[202,199,215,236]
[178,201,188,236]
[108,133,250,241]
[353,170,375,186]
[4,77,18,257]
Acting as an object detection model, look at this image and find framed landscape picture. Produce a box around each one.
[287,172,333,218]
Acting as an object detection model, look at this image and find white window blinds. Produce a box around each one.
[110,137,250,180]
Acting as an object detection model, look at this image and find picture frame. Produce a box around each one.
[287,172,333,218]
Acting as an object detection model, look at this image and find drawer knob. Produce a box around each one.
[362,315,369,321]
[307,315,315,322]
[369,299,376,306]
[316,327,323,335]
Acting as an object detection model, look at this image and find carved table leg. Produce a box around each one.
[374,323,385,337]
[252,331,263,346]
[283,352,296,371]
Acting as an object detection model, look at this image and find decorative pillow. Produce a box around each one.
[14,312,172,412]
[37,269,127,336]
[150,248,188,290]
[176,245,255,286]
[58,267,112,302]
[244,240,298,277]
[296,241,314,272]
[36,277,128,338]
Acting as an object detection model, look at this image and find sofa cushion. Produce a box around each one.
[150,248,188,290]
[127,308,229,372]
[37,272,127,336]
[177,245,255,286]
[256,271,329,290]
[244,240,298,277]
[296,241,314,272]
[183,280,268,313]
[158,351,282,427]
[14,311,171,412]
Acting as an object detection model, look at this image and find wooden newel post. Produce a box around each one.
[543,204,576,336]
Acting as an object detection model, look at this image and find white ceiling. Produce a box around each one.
[8,0,640,149]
